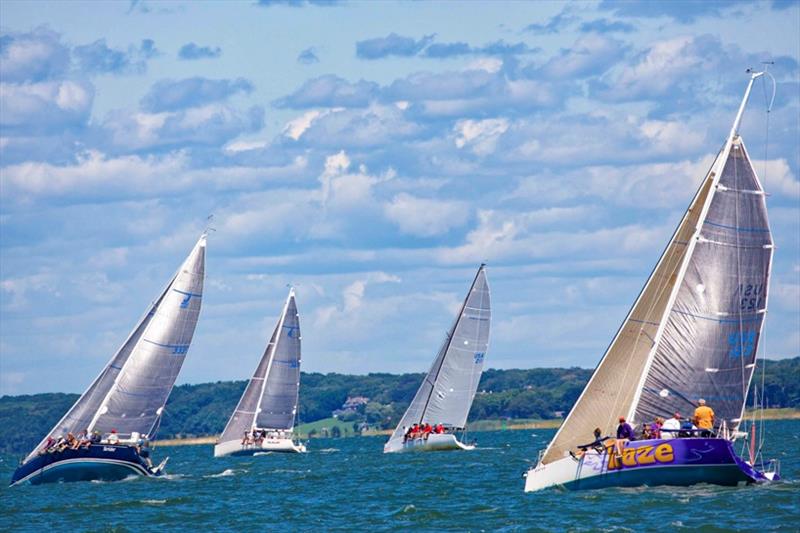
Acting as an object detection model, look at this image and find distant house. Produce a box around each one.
[332,396,370,418]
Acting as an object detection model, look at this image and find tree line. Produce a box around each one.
[0,357,797,456]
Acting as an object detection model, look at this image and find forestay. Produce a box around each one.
[386,266,490,450]
[25,235,206,463]
[218,290,301,444]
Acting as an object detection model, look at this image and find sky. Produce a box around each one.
[0,0,798,396]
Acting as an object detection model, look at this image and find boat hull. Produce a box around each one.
[10,444,155,486]
[524,438,777,492]
[385,433,474,453]
[214,438,306,457]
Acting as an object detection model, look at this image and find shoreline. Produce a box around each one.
[154,409,799,447]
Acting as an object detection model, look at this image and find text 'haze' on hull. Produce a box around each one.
[524,72,781,492]
[11,234,207,486]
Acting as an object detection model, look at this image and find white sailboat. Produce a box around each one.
[11,233,207,486]
[384,265,491,453]
[214,289,306,457]
[524,71,780,492]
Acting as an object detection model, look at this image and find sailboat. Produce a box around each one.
[11,233,207,486]
[384,265,490,453]
[214,288,306,457]
[524,71,781,492]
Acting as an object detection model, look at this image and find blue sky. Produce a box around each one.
[1,0,798,395]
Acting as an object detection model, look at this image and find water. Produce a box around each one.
[2,421,799,531]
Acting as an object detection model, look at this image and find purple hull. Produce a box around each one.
[564,438,777,491]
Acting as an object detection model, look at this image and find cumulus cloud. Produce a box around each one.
[530,34,628,80]
[0,80,93,134]
[297,47,319,64]
[453,118,509,156]
[0,27,70,82]
[101,103,264,151]
[178,42,221,60]
[73,38,158,75]
[356,33,434,60]
[384,193,469,237]
[140,77,254,112]
[274,74,378,108]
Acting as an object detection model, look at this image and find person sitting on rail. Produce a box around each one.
[106,429,120,445]
[422,423,433,438]
[434,423,445,434]
[652,417,664,439]
[614,416,635,458]
[39,436,56,455]
[90,430,102,444]
[570,427,607,461]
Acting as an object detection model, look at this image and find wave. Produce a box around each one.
[205,468,245,478]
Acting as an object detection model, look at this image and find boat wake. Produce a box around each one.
[206,468,245,478]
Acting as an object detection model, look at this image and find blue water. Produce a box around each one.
[2,421,799,531]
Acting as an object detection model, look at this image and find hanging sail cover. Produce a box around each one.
[385,266,490,452]
[218,290,301,446]
[25,235,206,463]
[541,132,771,465]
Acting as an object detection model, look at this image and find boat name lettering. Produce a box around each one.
[607,443,673,470]
[102,446,116,452]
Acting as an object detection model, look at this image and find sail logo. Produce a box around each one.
[728,331,756,358]
[172,344,189,355]
[474,352,485,364]
[606,443,674,470]
[283,325,299,338]
[174,289,201,309]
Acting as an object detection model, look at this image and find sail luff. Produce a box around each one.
[625,146,732,422]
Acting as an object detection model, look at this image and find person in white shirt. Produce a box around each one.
[661,413,682,438]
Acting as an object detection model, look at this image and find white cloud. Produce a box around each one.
[0,80,93,131]
[752,158,800,198]
[384,193,469,237]
[454,118,509,156]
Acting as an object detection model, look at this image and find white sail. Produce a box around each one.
[218,289,301,445]
[540,73,772,465]
[385,265,490,451]
[25,234,206,462]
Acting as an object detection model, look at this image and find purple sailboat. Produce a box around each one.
[524,71,781,492]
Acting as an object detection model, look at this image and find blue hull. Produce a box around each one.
[10,444,155,486]
[562,438,778,491]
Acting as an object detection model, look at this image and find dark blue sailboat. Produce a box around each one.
[11,234,206,486]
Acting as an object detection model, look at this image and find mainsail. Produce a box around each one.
[386,265,490,450]
[25,234,207,462]
[218,289,301,444]
[541,73,772,465]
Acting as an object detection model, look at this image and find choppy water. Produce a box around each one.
[2,421,799,531]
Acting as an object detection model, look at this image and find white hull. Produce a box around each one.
[384,433,474,453]
[524,455,587,492]
[214,438,306,457]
